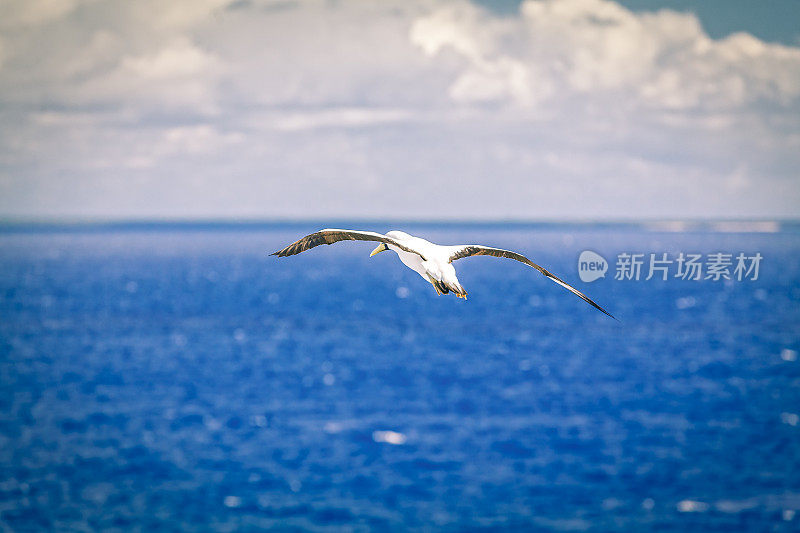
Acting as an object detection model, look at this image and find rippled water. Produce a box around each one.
[1,223,799,531]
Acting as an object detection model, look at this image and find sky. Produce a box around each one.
[0,0,799,221]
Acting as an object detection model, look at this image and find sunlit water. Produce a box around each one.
[1,223,799,531]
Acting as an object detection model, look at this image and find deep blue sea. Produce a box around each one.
[1,222,799,531]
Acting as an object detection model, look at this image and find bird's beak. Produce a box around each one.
[370,243,388,257]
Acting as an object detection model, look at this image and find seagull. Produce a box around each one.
[271,229,615,319]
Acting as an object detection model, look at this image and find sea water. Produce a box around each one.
[1,223,798,531]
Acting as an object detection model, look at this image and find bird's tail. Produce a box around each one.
[427,275,468,299]
[450,282,468,300]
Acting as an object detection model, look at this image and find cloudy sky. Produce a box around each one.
[1,0,798,221]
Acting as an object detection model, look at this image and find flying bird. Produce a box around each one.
[271,229,615,319]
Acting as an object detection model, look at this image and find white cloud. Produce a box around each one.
[44,37,223,113]
[268,108,413,132]
[120,39,215,80]
[0,0,798,219]
[411,3,549,105]
[159,125,244,156]
[411,0,800,111]
[0,0,89,27]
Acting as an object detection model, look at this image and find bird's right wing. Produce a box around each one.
[449,245,616,319]
[271,229,426,260]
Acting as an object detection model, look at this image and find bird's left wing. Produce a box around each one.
[449,245,616,319]
[271,229,426,259]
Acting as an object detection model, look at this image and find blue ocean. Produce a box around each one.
[1,222,799,531]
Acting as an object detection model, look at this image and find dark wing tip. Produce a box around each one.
[578,288,617,321]
[594,303,618,321]
[532,265,615,321]
[577,293,618,321]
[553,275,617,321]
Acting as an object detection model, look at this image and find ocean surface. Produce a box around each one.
[1,222,799,532]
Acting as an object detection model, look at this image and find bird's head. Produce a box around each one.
[370,243,389,257]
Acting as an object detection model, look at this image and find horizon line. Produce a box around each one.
[0,216,797,231]
[1,216,798,223]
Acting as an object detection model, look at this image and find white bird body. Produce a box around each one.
[384,231,466,297]
[272,228,614,318]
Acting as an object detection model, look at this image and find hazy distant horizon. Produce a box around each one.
[1,216,796,228]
